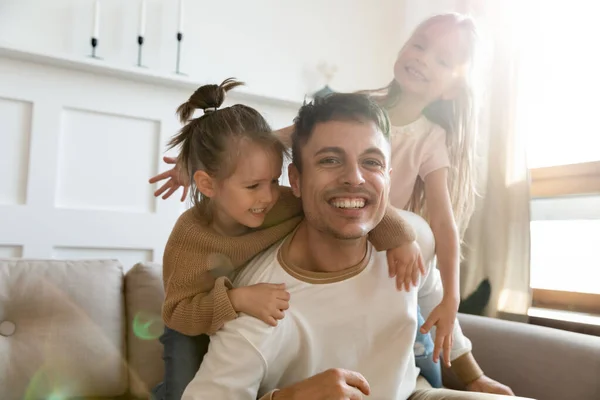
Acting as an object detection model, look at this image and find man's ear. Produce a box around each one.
[194,170,216,198]
[288,163,301,198]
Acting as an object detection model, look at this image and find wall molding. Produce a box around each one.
[0,44,304,109]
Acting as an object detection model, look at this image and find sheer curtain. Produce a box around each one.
[399,0,533,317]
[458,0,531,317]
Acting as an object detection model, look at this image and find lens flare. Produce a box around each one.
[23,366,70,400]
[133,311,163,340]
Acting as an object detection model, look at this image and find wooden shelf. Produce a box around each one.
[0,44,303,109]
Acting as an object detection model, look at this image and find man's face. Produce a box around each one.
[289,120,391,240]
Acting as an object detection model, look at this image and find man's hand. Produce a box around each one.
[148,156,190,201]
[419,297,459,367]
[273,368,370,400]
[466,375,515,396]
[386,240,426,291]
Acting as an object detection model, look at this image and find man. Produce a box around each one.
[182,94,522,399]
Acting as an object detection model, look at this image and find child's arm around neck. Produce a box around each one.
[161,207,302,336]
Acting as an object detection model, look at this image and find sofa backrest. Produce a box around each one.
[0,259,167,400]
[125,261,165,398]
[0,259,129,400]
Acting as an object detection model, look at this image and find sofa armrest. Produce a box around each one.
[448,313,600,400]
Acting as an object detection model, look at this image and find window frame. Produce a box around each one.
[530,161,600,198]
[529,160,600,314]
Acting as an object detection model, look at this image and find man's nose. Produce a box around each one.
[340,163,365,186]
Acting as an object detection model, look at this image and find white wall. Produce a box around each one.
[0,0,420,270]
[0,51,300,270]
[0,0,408,100]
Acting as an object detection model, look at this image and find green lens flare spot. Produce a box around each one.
[133,311,163,340]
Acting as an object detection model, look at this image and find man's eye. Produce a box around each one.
[319,158,339,164]
[246,184,259,189]
[364,160,383,168]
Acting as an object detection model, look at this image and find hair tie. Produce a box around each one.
[203,107,218,114]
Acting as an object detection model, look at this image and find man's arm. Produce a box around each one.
[181,317,268,400]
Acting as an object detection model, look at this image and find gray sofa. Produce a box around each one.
[1,258,599,400]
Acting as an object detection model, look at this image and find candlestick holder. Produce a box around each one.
[175,32,186,75]
[89,37,101,59]
[137,35,146,67]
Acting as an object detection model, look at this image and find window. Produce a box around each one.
[516,1,600,312]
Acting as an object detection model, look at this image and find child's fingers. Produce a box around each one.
[180,185,189,202]
[418,254,426,276]
[162,185,178,200]
[395,266,407,291]
[277,299,289,310]
[153,181,172,197]
[272,309,285,320]
[411,260,420,286]
[266,316,278,327]
[276,290,291,301]
[404,263,413,291]
[420,314,436,335]
[163,155,178,164]
[387,254,396,278]
[433,333,444,363]
[443,336,452,367]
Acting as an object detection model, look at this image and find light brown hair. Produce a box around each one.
[167,78,285,213]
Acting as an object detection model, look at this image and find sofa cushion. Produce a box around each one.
[125,262,165,398]
[0,258,127,400]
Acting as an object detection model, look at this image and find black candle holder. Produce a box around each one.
[175,32,186,75]
[89,37,101,59]
[137,35,146,67]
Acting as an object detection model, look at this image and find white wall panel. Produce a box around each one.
[0,97,32,206]
[56,108,160,213]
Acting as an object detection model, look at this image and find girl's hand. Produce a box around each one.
[229,283,290,326]
[148,156,190,201]
[386,241,426,291]
[420,297,459,368]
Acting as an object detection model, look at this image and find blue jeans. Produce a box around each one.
[150,327,210,400]
[414,306,442,388]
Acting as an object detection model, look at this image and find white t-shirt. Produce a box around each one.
[182,215,472,400]
[389,116,450,209]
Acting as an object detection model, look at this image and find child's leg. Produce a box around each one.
[414,305,443,388]
[151,326,210,400]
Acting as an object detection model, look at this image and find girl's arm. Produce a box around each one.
[423,168,460,304]
[419,167,460,366]
[162,209,300,336]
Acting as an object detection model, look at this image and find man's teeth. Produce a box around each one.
[331,199,366,209]
[251,208,266,213]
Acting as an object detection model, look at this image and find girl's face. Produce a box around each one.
[394,21,470,103]
[210,139,283,235]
